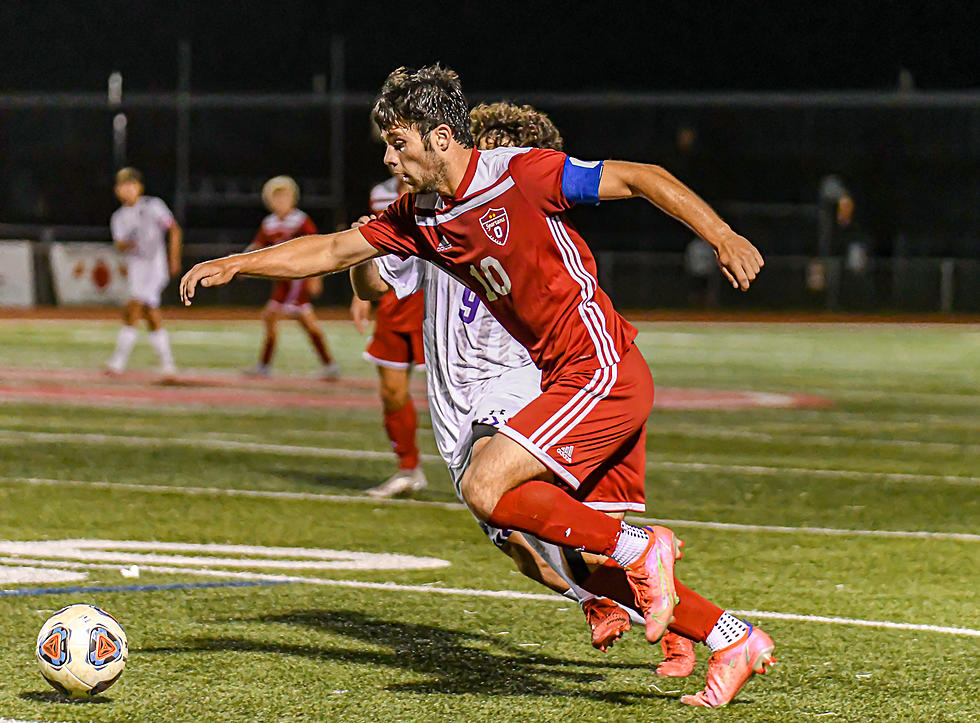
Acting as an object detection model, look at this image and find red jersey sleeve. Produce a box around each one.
[298,216,318,236]
[508,148,572,215]
[357,193,421,259]
[250,228,272,249]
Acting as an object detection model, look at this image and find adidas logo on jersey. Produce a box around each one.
[554,445,574,463]
[436,235,452,252]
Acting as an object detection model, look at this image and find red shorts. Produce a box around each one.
[499,343,653,513]
[266,280,311,316]
[364,325,425,369]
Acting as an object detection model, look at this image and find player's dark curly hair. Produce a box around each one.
[372,64,474,148]
[469,102,564,151]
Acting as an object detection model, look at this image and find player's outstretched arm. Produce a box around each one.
[180,227,378,305]
[598,161,764,290]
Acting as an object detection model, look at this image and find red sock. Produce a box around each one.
[260,337,276,366]
[307,328,333,364]
[487,480,622,555]
[670,579,723,642]
[581,568,722,642]
[383,400,419,470]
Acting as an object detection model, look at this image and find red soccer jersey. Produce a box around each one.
[251,209,318,248]
[368,178,424,333]
[359,147,637,387]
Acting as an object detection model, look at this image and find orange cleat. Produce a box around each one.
[582,597,631,652]
[681,625,776,708]
[623,526,683,643]
[656,632,696,677]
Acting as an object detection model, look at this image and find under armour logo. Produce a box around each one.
[555,445,574,463]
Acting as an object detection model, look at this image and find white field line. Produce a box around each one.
[5,476,978,542]
[2,429,978,485]
[655,426,980,453]
[3,557,977,639]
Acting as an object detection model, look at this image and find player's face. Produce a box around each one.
[382,126,446,194]
[268,188,296,218]
[114,181,142,206]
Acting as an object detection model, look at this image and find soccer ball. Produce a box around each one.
[35,604,128,699]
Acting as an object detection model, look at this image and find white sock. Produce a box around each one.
[705,611,750,652]
[148,329,175,368]
[609,523,650,568]
[108,326,139,369]
[566,588,589,603]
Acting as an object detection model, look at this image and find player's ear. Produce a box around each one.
[431,124,452,152]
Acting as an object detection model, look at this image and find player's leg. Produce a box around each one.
[364,327,423,498]
[142,304,176,377]
[296,306,339,379]
[106,300,142,374]
[460,346,681,642]
[246,304,279,376]
[366,364,425,497]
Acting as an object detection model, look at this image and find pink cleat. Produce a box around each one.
[623,526,683,643]
[656,632,696,677]
[681,625,776,708]
[582,597,631,652]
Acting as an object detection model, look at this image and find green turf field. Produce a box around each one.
[0,317,977,722]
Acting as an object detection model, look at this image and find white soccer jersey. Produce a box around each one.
[376,255,541,475]
[369,176,401,216]
[110,195,175,306]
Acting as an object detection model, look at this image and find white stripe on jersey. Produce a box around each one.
[415,177,515,226]
[527,363,618,450]
[546,217,620,367]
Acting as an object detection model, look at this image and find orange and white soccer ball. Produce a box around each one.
[35,604,128,698]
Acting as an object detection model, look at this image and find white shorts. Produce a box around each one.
[127,260,168,308]
[447,363,542,491]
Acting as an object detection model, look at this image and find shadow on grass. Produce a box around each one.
[19,690,113,704]
[256,466,391,494]
[140,608,673,705]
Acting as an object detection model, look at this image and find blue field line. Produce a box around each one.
[0,579,290,598]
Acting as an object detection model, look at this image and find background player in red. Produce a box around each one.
[350,172,427,497]
[245,176,339,379]
[181,65,771,708]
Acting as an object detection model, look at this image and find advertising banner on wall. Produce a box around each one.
[0,241,36,307]
[49,242,129,306]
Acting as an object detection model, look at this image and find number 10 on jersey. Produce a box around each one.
[468,256,511,301]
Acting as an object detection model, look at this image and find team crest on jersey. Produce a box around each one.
[479,208,509,245]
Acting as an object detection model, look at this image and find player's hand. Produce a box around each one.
[350,214,376,229]
[714,232,764,291]
[180,258,240,305]
[350,296,371,334]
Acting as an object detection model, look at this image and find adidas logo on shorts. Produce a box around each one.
[554,445,574,463]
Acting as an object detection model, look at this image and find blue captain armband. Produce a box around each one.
[561,157,604,205]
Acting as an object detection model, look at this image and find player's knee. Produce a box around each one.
[459,465,500,522]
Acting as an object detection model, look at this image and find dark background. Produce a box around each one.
[1,0,978,258]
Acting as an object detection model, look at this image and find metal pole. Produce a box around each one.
[175,39,191,224]
[939,258,955,313]
[329,35,345,230]
[108,72,126,169]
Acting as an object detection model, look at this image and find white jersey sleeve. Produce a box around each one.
[147,197,176,230]
[109,208,128,244]
[375,255,425,299]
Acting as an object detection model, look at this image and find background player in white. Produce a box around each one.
[350,102,695,673]
[106,167,181,378]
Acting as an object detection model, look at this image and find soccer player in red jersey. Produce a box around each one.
[350,174,427,497]
[244,176,339,379]
[182,66,773,707]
